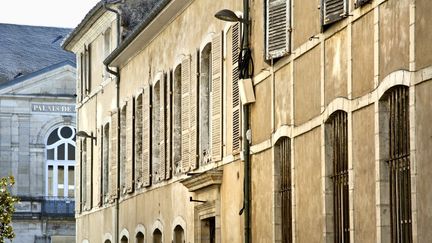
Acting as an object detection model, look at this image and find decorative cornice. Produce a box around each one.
[180,170,223,192]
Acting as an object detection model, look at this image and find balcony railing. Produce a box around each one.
[14,196,75,219]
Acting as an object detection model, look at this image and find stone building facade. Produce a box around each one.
[0,24,76,243]
[63,0,432,242]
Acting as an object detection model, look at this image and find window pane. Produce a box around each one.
[47,149,55,160]
[68,144,75,160]
[48,165,53,196]
[60,126,73,139]
[58,166,64,197]
[58,144,65,160]
[68,167,74,198]
[47,128,60,145]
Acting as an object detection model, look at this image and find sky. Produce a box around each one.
[0,0,101,28]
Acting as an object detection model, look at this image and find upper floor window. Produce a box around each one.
[104,28,111,80]
[172,65,182,173]
[102,123,110,202]
[265,0,291,59]
[322,0,348,26]
[199,43,212,164]
[46,126,76,198]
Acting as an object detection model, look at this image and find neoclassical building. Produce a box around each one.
[0,23,76,243]
[64,0,432,242]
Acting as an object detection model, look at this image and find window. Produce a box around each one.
[136,232,144,243]
[152,81,161,182]
[120,236,128,243]
[172,65,182,174]
[135,94,143,185]
[102,123,110,202]
[81,138,87,206]
[201,217,215,243]
[326,111,349,242]
[173,225,185,243]
[104,28,111,80]
[383,86,412,242]
[46,126,76,198]
[276,137,292,243]
[265,0,290,59]
[322,0,348,26]
[355,0,371,8]
[153,229,162,243]
[199,43,212,164]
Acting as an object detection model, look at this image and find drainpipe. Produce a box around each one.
[242,0,251,242]
[104,1,121,241]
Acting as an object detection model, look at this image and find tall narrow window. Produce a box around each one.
[153,229,162,243]
[152,81,161,182]
[136,232,144,243]
[276,137,292,243]
[326,111,349,242]
[384,86,412,242]
[120,236,128,243]
[120,105,127,192]
[135,94,143,185]
[103,123,110,201]
[173,225,184,243]
[173,65,182,174]
[103,28,111,80]
[46,126,76,198]
[199,43,212,164]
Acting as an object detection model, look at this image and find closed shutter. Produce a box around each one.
[159,74,167,180]
[356,0,370,7]
[98,125,103,206]
[232,23,241,152]
[109,109,118,200]
[142,86,152,186]
[181,56,191,173]
[189,51,199,169]
[211,33,224,162]
[266,0,290,59]
[125,99,134,193]
[86,44,92,94]
[166,71,173,179]
[135,93,143,188]
[86,138,92,209]
[79,53,83,101]
[323,0,347,25]
[77,141,82,213]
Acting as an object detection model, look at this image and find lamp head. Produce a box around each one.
[214,9,248,24]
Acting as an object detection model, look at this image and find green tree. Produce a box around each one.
[0,176,18,242]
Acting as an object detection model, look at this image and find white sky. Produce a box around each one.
[0,0,101,28]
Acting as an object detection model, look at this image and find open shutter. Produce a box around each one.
[166,72,173,179]
[232,23,241,152]
[142,86,152,186]
[135,93,143,188]
[86,44,92,94]
[323,0,348,25]
[181,56,191,173]
[109,109,118,200]
[355,0,370,7]
[211,32,224,162]
[189,51,199,169]
[98,126,103,206]
[76,141,82,213]
[159,74,167,180]
[266,0,290,59]
[125,99,134,193]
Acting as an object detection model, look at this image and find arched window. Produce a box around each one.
[120,235,128,243]
[46,125,76,198]
[153,228,162,243]
[199,43,212,164]
[173,225,184,243]
[136,232,144,243]
[173,65,182,174]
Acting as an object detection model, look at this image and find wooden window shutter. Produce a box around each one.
[109,109,119,200]
[142,86,152,186]
[323,0,348,25]
[135,93,143,188]
[189,51,199,170]
[86,138,92,209]
[181,56,191,173]
[125,99,134,193]
[79,53,84,101]
[98,125,103,206]
[77,140,82,213]
[166,71,173,179]
[211,32,224,162]
[86,44,92,94]
[159,74,167,180]
[355,0,370,7]
[266,0,290,59]
[232,23,241,152]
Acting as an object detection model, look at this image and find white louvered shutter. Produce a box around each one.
[189,51,199,170]
[181,56,191,173]
[97,126,103,206]
[266,0,290,59]
[76,141,82,213]
[166,72,173,179]
[135,93,143,188]
[159,74,167,180]
[110,110,118,200]
[142,86,152,186]
[232,23,241,152]
[125,99,134,193]
[211,33,224,162]
[323,0,348,25]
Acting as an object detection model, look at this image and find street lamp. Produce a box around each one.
[76,131,97,145]
[214,9,248,24]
